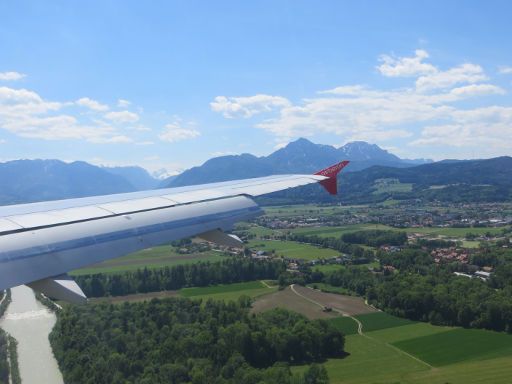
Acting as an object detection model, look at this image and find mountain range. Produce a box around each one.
[0,139,509,205]
[163,139,432,187]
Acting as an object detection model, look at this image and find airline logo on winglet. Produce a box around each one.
[314,160,350,195]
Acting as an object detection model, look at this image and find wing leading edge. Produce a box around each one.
[0,161,349,303]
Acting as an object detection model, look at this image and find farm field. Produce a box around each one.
[290,224,390,238]
[327,316,359,335]
[307,282,351,295]
[291,223,510,239]
[293,310,512,384]
[247,239,340,260]
[262,204,360,218]
[179,280,277,302]
[293,334,430,384]
[355,312,415,332]
[393,328,512,367]
[367,321,453,343]
[291,285,377,316]
[71,246,225,275]
[251,286,337,319]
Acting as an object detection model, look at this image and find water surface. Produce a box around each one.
[0,285,64,384]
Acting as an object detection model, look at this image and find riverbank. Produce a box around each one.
[0,286,64,384]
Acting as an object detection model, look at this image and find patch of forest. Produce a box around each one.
[75,257,285,298]
[50,298,343,384]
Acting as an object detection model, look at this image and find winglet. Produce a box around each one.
[314,160,350,195]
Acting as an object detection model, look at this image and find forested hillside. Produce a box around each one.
[259,156,512,205]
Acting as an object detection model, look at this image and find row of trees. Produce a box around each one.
[0,331,8,384]
[75,258,286,297]
[50,298,342,383]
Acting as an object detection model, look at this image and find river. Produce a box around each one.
[0,286,64,384]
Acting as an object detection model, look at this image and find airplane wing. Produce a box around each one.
[0,160,349,303]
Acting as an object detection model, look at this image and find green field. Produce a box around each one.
[179,280,277,301]
[293,334,429,384]
[71,246,225,275]
[241,225,279,237]
[394,328,512,367]
[462,240,481,248]
[292,223,510,239]
[291,224,390,238]
[247,239,340,260]
[307,282,351,295]
[327,316,359,335]
[372,179,413,194]
[263,204,358,218]
[355,312,416,332]
[367,321,453,343]
[293,311,512,383]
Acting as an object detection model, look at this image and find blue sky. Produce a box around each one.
[1,1,511,175]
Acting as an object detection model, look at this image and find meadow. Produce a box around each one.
[262,204,359,218]
[293,310,512,384]
[71,245,225,275]
[307,282,351,295]
[179,280,277,302]
[355,312,416,332]
[247,239,340,260]
[393,328,512,367]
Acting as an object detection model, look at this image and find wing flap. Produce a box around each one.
[26,274,87,305]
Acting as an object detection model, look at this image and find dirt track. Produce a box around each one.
[251,286,337,319]
[292,285,378,316]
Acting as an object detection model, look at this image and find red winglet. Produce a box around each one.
[314,160,350,195]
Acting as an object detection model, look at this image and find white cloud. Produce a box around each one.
[0,71,26,81]
[409,106,512,153]
[416,63,487,91]
[377,49,437,77]
[377,50,488,91]
[210,94,291,118]
[318,85,366,96]
[117,99,131,107]
[448,84,505,97]
[0,85,136,143]
[212,49,510,155]
[159,121,200,143]
[76,97,109,111]
[498,66,512,74]
[104,110,139,123]
[273,141,289,150]
[135,141,154,145]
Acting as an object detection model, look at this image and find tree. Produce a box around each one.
[303,364,329,384]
